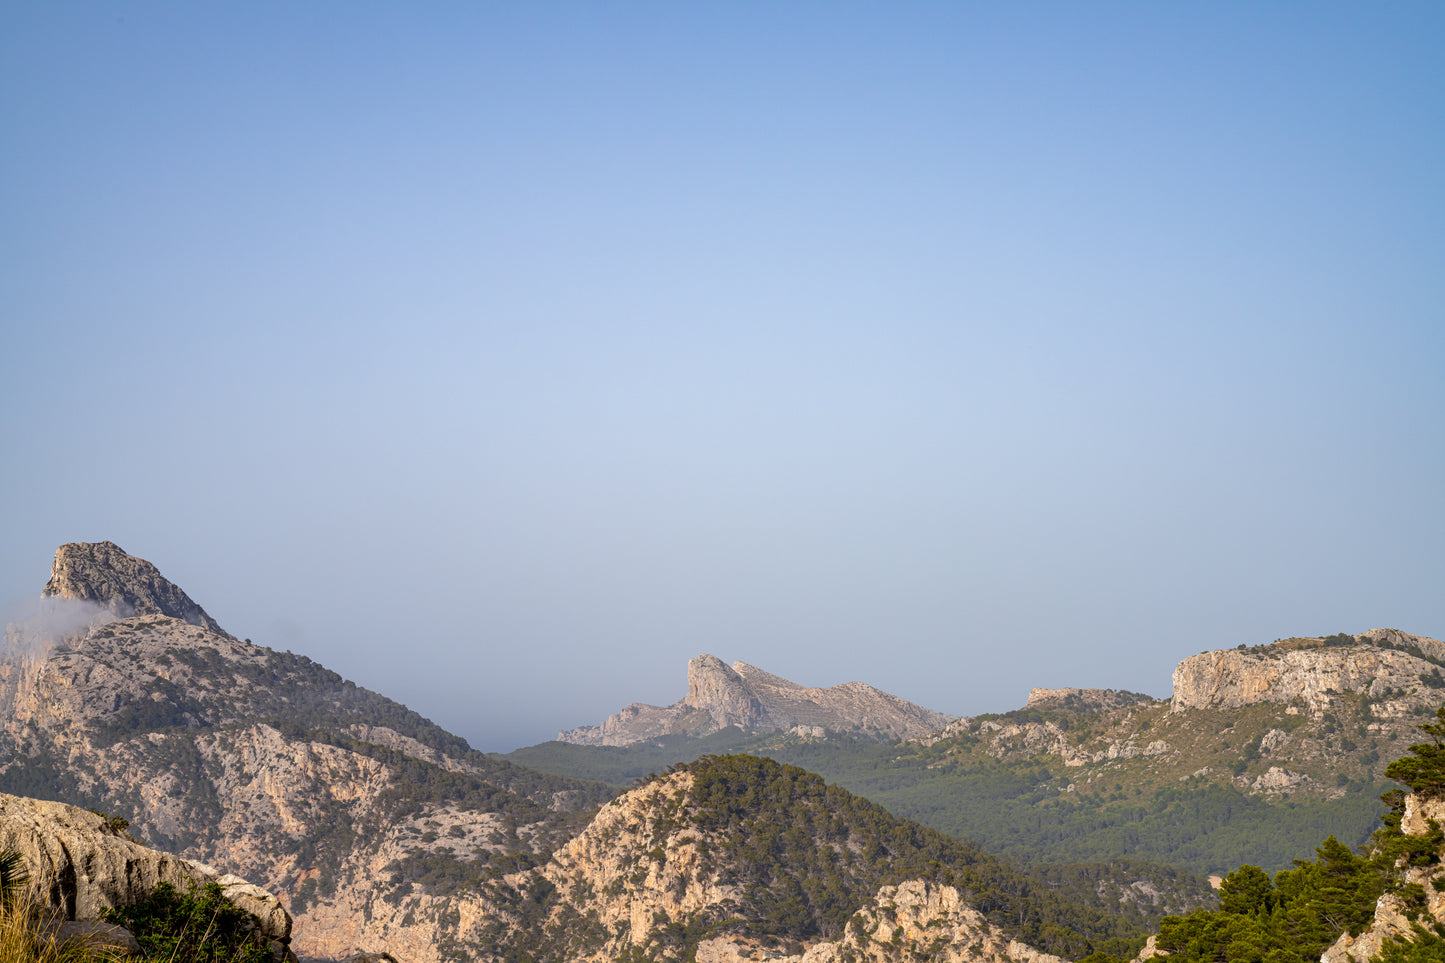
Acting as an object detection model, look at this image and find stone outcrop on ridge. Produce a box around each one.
[43,540,227,636]
[1170,629,1445,717]
[557,653,957,746]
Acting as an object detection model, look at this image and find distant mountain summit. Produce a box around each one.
[557,653,957,745]
[42,540,227,636]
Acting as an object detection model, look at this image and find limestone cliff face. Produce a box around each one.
[0,791,291,955]
[558,654,956,746]
[43,541,226,636]
[684,655,773,729]
[1170,630,1445,716]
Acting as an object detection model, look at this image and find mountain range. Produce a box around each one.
[2,540,1441,962]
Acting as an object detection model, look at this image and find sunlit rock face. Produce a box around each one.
[1169,629,1445,717]
[43,540,227,635]
[557,653,957,746]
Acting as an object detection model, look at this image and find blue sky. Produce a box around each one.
[3,3,1442,751]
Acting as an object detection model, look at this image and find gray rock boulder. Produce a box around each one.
[0,791,292,949]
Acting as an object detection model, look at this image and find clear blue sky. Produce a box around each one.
[3,3,1442,751]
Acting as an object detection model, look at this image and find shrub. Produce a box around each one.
[103,879,270,963]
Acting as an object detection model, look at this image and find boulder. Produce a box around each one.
[0,792,292,947]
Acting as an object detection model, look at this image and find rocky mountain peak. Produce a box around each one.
[42,541,227,636]
[682,654,771,729]
[557,654,956,746]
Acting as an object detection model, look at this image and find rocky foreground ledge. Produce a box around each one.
[0,791,294,959]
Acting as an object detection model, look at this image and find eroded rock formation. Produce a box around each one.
[558,654,956,746]
[43,540,227,636]
[1170,630,1445,716]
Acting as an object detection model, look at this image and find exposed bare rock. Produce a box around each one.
[557,654,955,746]
[0,791,291,954]
[42,920,143,956]
[686,655,774,728]
[42,541,227,636]
[1025,688,1157,712]
[784,880,1068,963]
[1247,766,1311,795]
[687,881,1068,963]
[1360,628,1445,662]
[1130,934,1165,962]
[1170,631,1445,716]
[1,542,609,963]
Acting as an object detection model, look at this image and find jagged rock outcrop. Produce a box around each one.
[788,880,1066,963]
[42,541,228,636]
[692,882,1068,963]
[1170,630,1445,716]
[0,791,292,957]
[1321,793,1445,963]
[557,654,956,746]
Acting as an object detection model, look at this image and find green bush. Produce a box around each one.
[104,879,270,963]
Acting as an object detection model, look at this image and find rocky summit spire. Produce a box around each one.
[42,541,228,636]
[557,653,958,745]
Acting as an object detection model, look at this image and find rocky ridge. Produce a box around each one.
[923,631,1445,796]
[558,654,956,746]
[1170,629,1445,716]
[1,542,611,963]
[695,881,1068,963]
[1025,687,1157,712]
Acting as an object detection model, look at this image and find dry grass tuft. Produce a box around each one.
[0,892,129,963]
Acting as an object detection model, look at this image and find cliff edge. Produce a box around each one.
[42,540,227,636]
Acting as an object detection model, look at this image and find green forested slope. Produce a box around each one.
[505,731,1390,877]
[487,754,1179,962]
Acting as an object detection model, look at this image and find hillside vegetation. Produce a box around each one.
[480,754,1191,962]
[508,633,1441,877]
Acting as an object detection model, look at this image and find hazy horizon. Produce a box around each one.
[4,4,1442,752]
